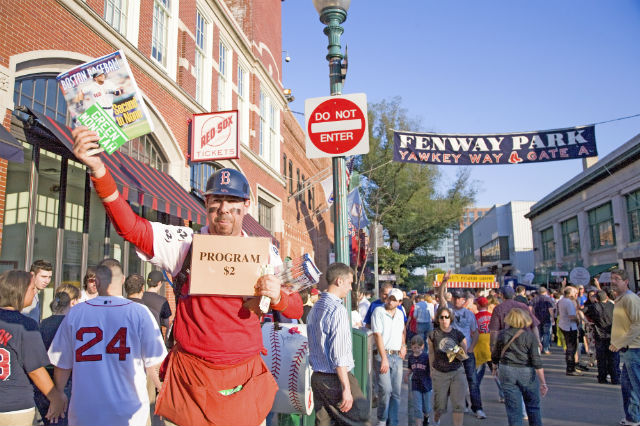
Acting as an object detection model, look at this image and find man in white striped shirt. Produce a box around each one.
[308,263,370,426]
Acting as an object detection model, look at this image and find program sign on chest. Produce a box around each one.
[190,234,271,296]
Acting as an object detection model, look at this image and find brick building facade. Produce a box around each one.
[0,0,333,318]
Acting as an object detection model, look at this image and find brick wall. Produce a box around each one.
[0,0,332,275]
[281,111,334,280]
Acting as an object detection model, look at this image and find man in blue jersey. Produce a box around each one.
[307,263,370,426]
[363,282,406,328]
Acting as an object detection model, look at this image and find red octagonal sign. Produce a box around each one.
[305,94,369,158]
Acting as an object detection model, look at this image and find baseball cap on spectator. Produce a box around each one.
[499,286,515,299]
[450,289,465,299]
[388,288,403,301]
[310,288,319,295]
[476,296,489,308]
[147,270,164,287]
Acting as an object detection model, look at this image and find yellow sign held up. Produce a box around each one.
[436,274,496,283]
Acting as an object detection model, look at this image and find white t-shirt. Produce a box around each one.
[358,298,370,320]
[48,296,167,426]
[557,297,578,331]
[371,305,405,351]
[78,290,98,303]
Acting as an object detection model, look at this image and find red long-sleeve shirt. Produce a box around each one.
[102,192,302,364]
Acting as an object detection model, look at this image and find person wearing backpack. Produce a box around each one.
[415,294,433,343]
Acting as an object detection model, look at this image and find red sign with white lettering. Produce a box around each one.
[307,98,366,155]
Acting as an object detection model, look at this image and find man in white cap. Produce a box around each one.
[371,287,406,426]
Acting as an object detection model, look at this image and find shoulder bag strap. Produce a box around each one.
[500,329,525,359]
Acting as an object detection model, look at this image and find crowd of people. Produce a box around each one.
[0,126,639,426]
[342,270,636,426]
[0,256,639,426]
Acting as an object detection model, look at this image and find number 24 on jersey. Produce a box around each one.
[75,327,130,362]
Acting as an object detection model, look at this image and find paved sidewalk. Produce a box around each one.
[371,346,624,425]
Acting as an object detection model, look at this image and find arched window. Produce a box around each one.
[14,75,68,124]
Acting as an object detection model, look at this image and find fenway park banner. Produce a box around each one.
[393,125,597,165]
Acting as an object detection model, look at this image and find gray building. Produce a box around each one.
[429,228,460,273]
[459,201,536,285]
[526,133,640,290]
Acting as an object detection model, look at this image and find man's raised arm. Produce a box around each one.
[437,270,452,307]
[72,127,154,257]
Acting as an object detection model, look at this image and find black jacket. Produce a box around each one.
[585,301,614,340]
[492,328,542,369]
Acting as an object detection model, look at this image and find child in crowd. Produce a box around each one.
[405,334,433,426]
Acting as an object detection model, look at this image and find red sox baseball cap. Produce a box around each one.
[204,168,250,200]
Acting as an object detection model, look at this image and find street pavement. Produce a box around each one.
[372,346,624,426]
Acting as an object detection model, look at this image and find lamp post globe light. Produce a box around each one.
[312,0,351,313]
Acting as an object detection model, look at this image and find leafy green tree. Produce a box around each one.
[357,97,475,274]
[377,247,411,285]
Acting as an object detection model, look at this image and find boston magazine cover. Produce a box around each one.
[56,50,154,153]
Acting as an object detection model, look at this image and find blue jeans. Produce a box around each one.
[498,365,542,426]
[477,362,504,399]
[621,349,640,423]
[416,322,432,344]
[538,322,552,353]
[375,353,403,425]
[411,390,432,418]
[463,352,483,412]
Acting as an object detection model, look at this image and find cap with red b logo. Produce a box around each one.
[204,168,250,200]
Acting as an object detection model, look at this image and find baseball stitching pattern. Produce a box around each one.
[269,325,281,380]
[288,340,308,413]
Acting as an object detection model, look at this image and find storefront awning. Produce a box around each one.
[0,125,24,163]
[28,110,207,225]
[587,263,618,277]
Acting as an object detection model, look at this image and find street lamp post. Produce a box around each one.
[313,0,351,311]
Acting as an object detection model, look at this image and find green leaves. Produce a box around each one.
[357,97,475,273]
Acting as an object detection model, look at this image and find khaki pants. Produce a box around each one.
[0,407,35,426]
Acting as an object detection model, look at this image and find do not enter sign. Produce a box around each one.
[305,93,369,159]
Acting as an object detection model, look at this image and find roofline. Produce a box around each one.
[525,133,640,220]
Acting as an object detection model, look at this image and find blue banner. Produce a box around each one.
[393,125,597,165]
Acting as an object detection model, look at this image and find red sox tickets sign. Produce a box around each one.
[190,110,239,162]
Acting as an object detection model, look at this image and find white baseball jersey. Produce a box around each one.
[137,222,282,277]
[82,80,119,109]
[48,296,167,426]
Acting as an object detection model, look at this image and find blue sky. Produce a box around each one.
[282,1,640,207]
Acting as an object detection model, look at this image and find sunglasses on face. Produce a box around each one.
[439,315,450,319]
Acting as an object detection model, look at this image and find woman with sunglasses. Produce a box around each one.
[428,306,468,426]
[78,268,97,303]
